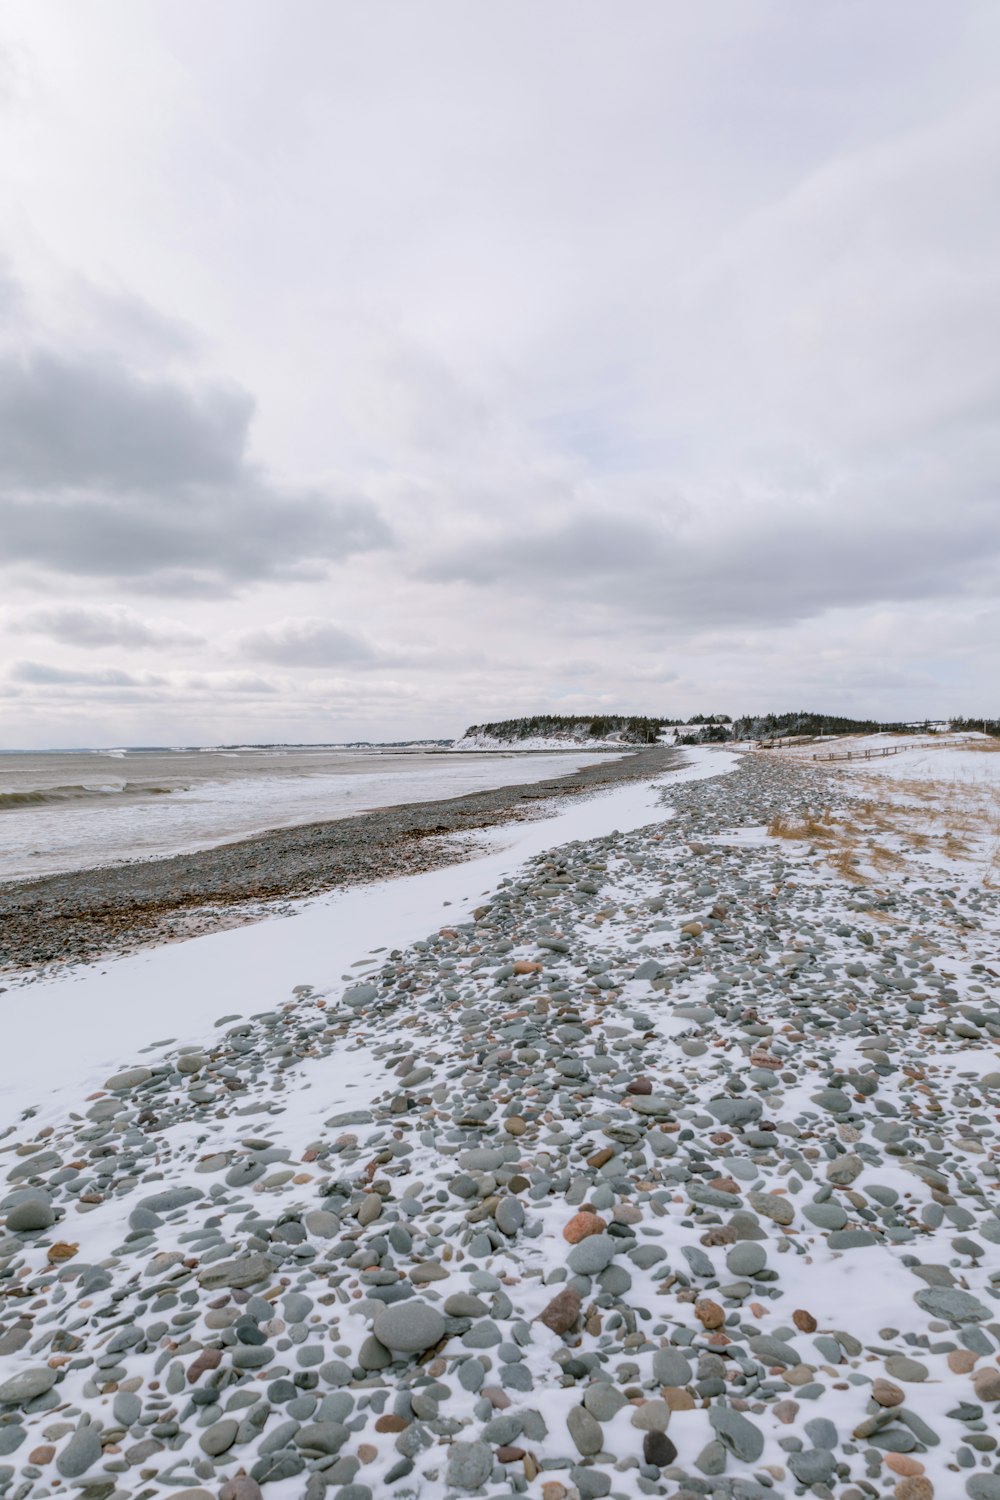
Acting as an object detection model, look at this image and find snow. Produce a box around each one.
[452,724,702,751]
[769,729,1000,786]
[0,747,739,1126]
[452,733,642,751]
[0,747,626,882]
[848,740,1000,789]
[1,737,996,1500]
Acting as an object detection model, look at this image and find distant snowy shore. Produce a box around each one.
[451,732,645,752]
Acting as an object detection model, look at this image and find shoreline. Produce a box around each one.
[0,751,995,1498]
[0,743,681,978]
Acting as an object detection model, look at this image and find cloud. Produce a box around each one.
[233,616,382,668]
[8,660,164,688]
[0,259,22,321]
[5,604,203,649]
[7,660,279,696]
[0,350,248,490]
[420,494,1000,630]
[0,480,390,591]
[3,7,1000,741]
[179,672,278,695]
[0,297,392,592]
[69,280,204,365]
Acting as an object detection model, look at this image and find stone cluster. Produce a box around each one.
[0,754,998,1500]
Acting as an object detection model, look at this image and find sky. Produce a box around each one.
[0,1,998,746]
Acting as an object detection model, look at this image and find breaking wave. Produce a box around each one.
[0,783,179,811]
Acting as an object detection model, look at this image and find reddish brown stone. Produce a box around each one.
[186,1346,223,1383]
[885,1455,925,1477]
[562,1211,607,1244]
[375,1414,408,1432]
[707,1177,740,1195]
[895,1480,933,1500]
[695,1298,725,1329]
[480,1385,511,1409]
[973,1364,1000,1402]
[537,1286,581,1336]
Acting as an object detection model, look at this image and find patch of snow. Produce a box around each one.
[0,748,739,1124]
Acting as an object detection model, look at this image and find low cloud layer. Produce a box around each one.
[0,350,249,490]
[421,497,1000,628]
[233,617,383,668]
[5,605,203,649]
[0,287,391,593]
[0,483,390,592]
[9,661,166,689]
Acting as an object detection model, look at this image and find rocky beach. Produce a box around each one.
[1,748,998,1500]
[0,747,675,978]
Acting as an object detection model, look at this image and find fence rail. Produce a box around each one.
[811,746,905,763]
[751,737,813,750]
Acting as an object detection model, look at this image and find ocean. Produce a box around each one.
[0,744,615,882]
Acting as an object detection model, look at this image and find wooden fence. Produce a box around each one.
[810,746,905,763]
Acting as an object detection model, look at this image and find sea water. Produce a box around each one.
[0,744,616,881]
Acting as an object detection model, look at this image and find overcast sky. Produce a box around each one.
[1,2,998,746]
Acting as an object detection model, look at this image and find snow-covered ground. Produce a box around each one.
[754,729,1000,892]
[452,724,695,751]
[0,748,738,1126]
[2,743,999,1500]
[766,728,996,773]
[452,734,641,752]
[1,744,997,1500]
[840,736,1000,789]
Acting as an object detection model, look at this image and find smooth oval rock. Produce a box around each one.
[0,1368,59,1405]
[373,1300,446,1354]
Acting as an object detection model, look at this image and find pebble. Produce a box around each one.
[567,1406,604,1455]
[446,1441,492,1489]
[5,1199,54,1232]
[566,1234,618,1274]
[56,1424,101,1478]
[373,1300,446,1353]
[726,1242,767,1276]
[972,1366,1000,1402]
[563,1210,607,1243]
[914,1287,989,1322]
[538,1287,581,1335]
[0,1369,58,1405]
[643,1430,678,1467]
[0,751,996,1500]
[709,1405,764,1461]
[653,1348,693,1386]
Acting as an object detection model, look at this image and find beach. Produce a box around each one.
[0,740,997,1500]
[0,745,676,977]
[0,746,631,884]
